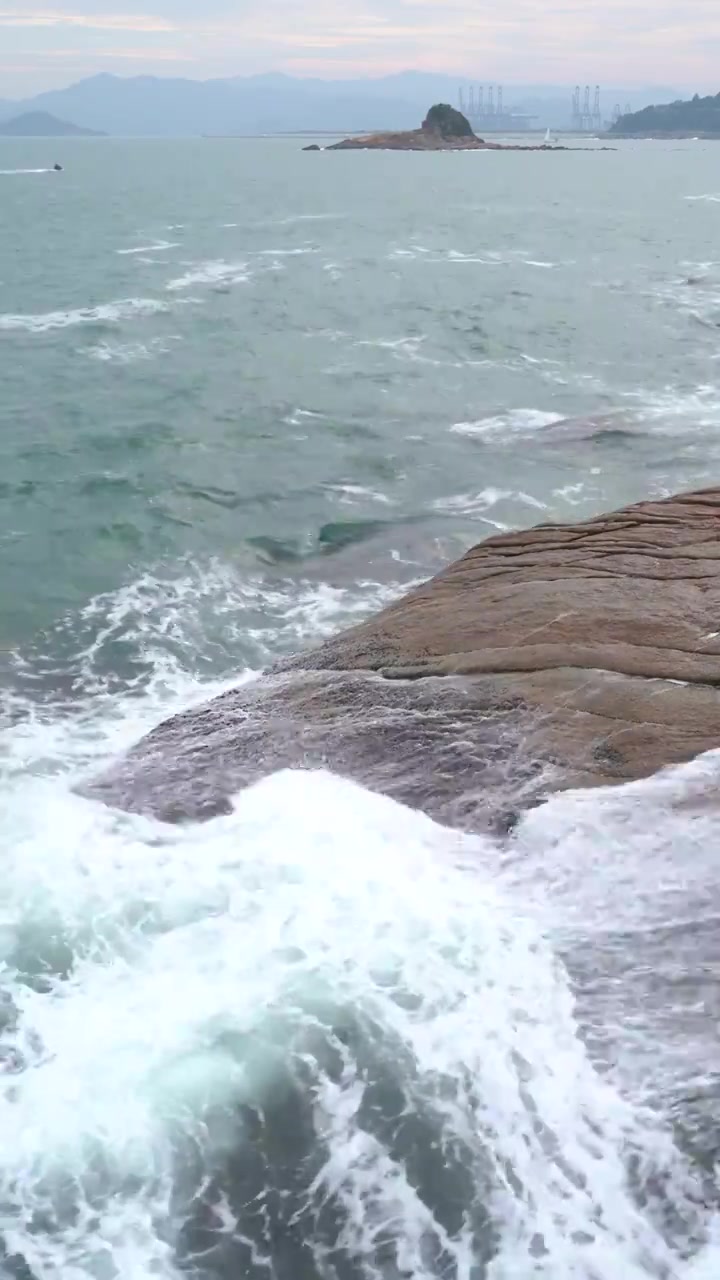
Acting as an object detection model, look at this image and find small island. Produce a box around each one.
[610,93,720,138]
[306,103,571,152]
[0,111,104,138]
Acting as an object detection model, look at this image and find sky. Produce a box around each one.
[0,0,716,98]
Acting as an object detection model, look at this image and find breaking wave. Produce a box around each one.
[0,566,719,1278]
[165,261,251,291]
[450,409,565,438]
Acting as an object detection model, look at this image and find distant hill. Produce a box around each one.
[0,111,104,137]
[0,73,681,138]
[611,92,720,136]
[2,74,429,138]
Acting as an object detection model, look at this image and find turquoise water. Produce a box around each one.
[3,136,720,655]
[2,136,720,1279]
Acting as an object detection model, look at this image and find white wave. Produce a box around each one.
[325,483,392,505]
[684,194,720,203]
[81,335,182,364]
[116,241,180,256]
[433,485,511,513]
[451,408,564,438]
[520,354,563,366]
[433,486,546,520]
[446,249,503,264]
[256,247,318,256]
[386,245,434,262]
[0,740,715,1277]
[2,570,719,1276]
[618,384,720,433]
[37,560,413,695]
[354,335,425,353]
[0,167,55,175]
[505,749,720,1108]
[389,246,565,270]
[282,407,328,427]
[165,260,250,291]
[0,297,170,333]
[553,481,588,505]
[511,750,720,939]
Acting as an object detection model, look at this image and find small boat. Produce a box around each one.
[53,163,63,172]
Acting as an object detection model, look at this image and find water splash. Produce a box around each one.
[0,571,718,1278]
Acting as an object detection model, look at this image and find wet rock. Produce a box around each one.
[84,488,720,829]
[83,671,547,832]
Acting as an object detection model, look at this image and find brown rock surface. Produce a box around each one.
[328,101,486,150]
[324,101,570,152]
[83,488,720,830]
[325,132,572,153]
[326,128,489,151]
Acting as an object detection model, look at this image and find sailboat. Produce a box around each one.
[544,127,556,144]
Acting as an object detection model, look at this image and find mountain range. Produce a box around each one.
[0,72,680,137]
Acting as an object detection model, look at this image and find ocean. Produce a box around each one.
[1,134,720,1278]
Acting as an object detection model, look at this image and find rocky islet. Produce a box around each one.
[305,102,576,152]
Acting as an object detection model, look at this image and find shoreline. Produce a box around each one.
[84,487,720,833]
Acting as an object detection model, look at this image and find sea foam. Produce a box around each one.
[0,566,718,1278]
[0,297,170,333]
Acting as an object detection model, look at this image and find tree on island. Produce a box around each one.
[611,92,720,135]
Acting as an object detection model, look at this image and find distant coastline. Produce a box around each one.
[610,93,720,139]
[609,131,720,140]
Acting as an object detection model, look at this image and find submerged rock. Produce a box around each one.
[84,488,720,830]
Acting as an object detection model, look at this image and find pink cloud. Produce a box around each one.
[0,9,176,31]
[2,0,719,90]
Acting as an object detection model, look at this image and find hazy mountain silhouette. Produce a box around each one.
[0,73,680,137]
[0,110,104,137]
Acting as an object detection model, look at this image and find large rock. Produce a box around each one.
[83,489,720,830]
[326,127,487,152]
[421,103,476,138]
